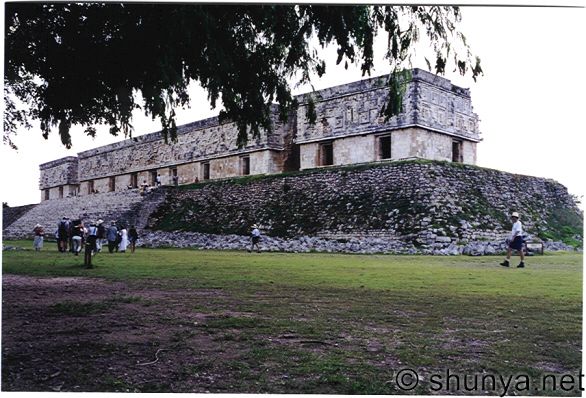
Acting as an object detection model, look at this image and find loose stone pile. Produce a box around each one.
[138,230,578,255]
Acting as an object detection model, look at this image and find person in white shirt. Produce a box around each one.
[118,226,129,253]
[500,212,525,268]
[248,224,261,253]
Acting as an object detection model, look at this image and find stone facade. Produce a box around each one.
[39,157,79,201]
[39,69,480,201]
[148,160,583,253]
[295,68,480,169]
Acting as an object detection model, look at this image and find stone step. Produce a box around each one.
[3,188,168,239]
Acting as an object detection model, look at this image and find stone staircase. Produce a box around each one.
[3,204,38,229]
[3,187,170,239]
[117,187,170,230]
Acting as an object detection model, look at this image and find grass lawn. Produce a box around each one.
[2,239,582,395]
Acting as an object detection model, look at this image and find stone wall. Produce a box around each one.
[149,160,583,253]
[387,127,476,164]
[298,128,477,169]
[415,71,479,140]
[43,184,79,201]
[295,68,480,146]
[76,110,294,183]
[39,157,78,190]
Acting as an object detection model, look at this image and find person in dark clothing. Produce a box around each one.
[128,226,139,253]
[96,219,106,252]
[67,217,74,253]
[106,221,119,253]
[57,217,70,253]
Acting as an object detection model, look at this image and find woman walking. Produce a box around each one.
[118,225,129,253]
[33,224,44,251]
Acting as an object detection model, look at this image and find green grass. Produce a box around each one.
[3,240,580,301]
[2,239,582,394]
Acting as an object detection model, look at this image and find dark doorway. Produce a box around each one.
[241,156,250,175]
[452,140,463,163]
[202,163,210,180]
[320,142,334,166]
[379,135,392,159]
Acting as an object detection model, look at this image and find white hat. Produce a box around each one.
[252,224,258,229]
[511,212,520,218]
[97,219,103,224]
[35,223,42,228]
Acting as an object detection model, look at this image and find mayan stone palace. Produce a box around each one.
[39,68,480,201]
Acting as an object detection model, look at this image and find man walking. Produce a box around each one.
[500,211,525,268]
[248,224,261,253]
[106,221,119,253]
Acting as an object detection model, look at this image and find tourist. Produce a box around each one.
[128,225,139,253]
[139,180,149,195]
[71,219,84,255]
[67,217,74,253]
[500,211,526,268]
[106,221,119,253]
[156,174,161,187]
[57,217,70,253]
[118,225,129,253]
[32,224,44,251]
[96,219,106,252]
[248,224,262,253]
[86,221,98,255]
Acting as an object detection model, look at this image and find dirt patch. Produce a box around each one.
[1,275,262,392]
[4,273,578,394]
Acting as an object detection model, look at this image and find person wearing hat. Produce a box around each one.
[248,224,261,253]
[33,223,45,251]
[500,212,525,268]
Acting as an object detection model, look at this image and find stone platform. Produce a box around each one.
[3,188,167,239]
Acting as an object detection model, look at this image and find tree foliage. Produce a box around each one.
[4,4,482,149]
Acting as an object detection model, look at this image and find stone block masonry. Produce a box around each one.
[38,68,481,202]
[149,160,583,253]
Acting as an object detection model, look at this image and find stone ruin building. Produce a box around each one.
[39,68,481,201]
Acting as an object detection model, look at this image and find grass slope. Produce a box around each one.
[2,240,582,394]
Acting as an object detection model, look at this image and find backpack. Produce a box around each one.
[58,221,68,235]
[97,224,106,238]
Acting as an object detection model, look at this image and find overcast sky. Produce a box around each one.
[2,3,585,210]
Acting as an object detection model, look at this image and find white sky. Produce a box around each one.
[1,4,585,209]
